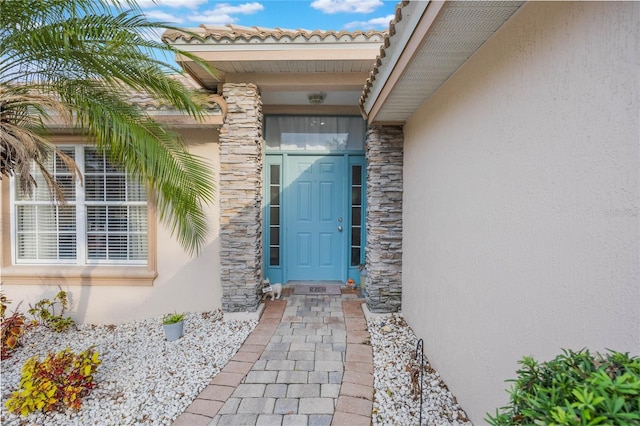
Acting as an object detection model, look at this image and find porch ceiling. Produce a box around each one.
[360,0,525,124]
[163,25,386,108]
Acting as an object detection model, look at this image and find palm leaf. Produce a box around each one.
[1,0,218,255]
[55,79,214,254]
[0,85,80,201]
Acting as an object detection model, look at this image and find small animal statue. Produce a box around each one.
[408,364,422,401]
[261,279,282,301]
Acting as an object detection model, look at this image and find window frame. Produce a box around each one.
[1,136,157,286]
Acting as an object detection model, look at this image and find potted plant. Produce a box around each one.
[162,312,184,341]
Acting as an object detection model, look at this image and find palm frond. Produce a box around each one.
[0,0,218,255]
[55,78,215,255]
[0,85,80,201]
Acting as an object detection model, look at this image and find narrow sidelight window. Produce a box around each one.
[268,164,281,266]
[350,164,363,266]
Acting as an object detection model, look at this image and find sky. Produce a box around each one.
[136,0,399,32]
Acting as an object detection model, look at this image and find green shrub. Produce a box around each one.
[28,288,75,332]
[487,349,640,426]
[5,347,101,416]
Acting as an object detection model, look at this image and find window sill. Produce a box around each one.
[0,265,157,286]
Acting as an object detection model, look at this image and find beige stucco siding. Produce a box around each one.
[0,128,222,324]
[401,1,639,422]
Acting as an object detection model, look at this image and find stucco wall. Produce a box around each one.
[0,128,222,324]
[401,2,639,422]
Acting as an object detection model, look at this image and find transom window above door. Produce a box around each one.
[265,116,365,151]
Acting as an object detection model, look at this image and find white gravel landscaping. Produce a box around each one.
[2,305,473,426]
[367,314,473,426]
[1,311,257,426]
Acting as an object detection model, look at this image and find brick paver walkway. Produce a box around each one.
[172,291,373,426]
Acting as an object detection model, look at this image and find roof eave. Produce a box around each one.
[360,0,525,124]
[361,1,444,123]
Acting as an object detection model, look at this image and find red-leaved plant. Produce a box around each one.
[5,347,101,416]
[1,292,30,359]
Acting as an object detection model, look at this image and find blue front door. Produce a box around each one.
[286,156,345,281]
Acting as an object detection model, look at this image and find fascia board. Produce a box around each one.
[364,1,447,123]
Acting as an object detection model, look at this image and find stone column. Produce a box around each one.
[365,125,403,313]
[219,83,263,312]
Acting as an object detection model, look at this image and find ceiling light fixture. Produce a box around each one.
[307,92,326,105]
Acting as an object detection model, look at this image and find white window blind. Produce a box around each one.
[13,146,147,265]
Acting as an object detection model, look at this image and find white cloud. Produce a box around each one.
[187,12,236,25]
[137,0,207,8]
[311,0,383,14]
[344,14,394,30]
[189,2,264,25]
[144,10,185,23]
[213,2,264,15]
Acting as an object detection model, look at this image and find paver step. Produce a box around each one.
[172,292,373,426]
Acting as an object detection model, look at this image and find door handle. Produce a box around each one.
[337,226,343,232]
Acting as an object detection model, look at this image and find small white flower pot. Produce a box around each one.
[163,321,184,341]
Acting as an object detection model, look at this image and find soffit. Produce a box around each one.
[163,25,386,106]
[361,1,524,124]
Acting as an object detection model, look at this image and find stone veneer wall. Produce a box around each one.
[219,83,264,312]
[365,125,404,312]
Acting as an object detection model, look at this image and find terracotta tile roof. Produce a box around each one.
[359,1,409,112]
[32,74,223,128]
[162,24,386,44]
[128,74,220,113]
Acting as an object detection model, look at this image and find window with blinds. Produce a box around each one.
[13,146,148,265]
